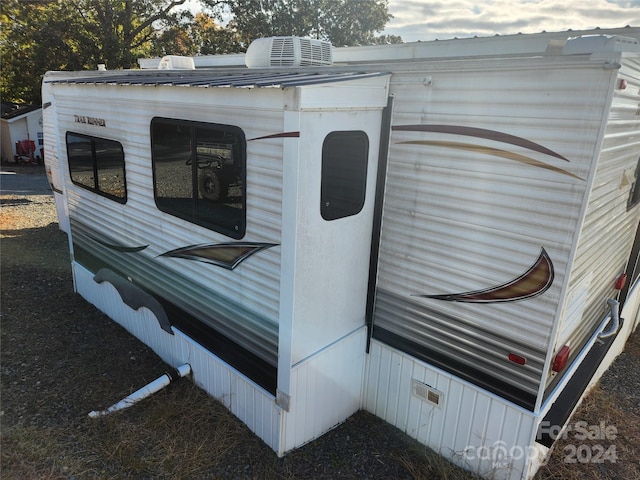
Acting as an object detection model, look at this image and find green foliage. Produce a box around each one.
[1,0,197,104]
[151,11,243,57]
[0,0,398,105]
[221,0,396,47]
[1,1,86,104]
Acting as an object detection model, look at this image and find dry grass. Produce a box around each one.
[535,336,640,480]
[83,382,248,479]
[397,447,483,480]
[1,378,245,480]
[1,426,69,480]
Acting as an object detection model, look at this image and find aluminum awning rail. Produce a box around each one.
[46,71,388,89]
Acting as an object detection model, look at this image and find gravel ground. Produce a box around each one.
[1,164,638,480]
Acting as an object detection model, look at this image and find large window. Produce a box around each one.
[66,132,126,203]
[321,131,369,220]
[151,118,246,239]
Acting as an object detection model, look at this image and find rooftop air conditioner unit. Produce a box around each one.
[157,55,195,70]
[245,36,333,68]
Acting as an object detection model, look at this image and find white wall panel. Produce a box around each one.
[281,327,367,454]
[364,340,538,480]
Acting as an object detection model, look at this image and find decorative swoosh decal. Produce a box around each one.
[160,242,278,270]
[399,140,583,180]
[88,234,148,253]
[248,132,300,141]
[415,248,554,303]
[392,124,584,180]
[392,125,569,162]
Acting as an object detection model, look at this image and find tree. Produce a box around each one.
[1,1,86,104]
[1,0,192,104]
[190,12,242,55]
[152,11,242,57]
[203,0,398,47]
[1,0,399,105]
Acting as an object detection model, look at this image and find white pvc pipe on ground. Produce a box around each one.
[88,363,191,418]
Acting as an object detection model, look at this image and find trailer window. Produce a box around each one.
[151,118,246,239]
[66,133,126,203]
[628,157,640,209]
[321,131,369,221]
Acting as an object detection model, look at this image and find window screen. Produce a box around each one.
[321,131,369,220]
[151,118,246,239]
[66,132,126,203]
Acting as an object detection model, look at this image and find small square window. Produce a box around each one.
[321,131,369,221]
[66,132,126,203]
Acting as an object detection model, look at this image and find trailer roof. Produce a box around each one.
[45,70,387,88]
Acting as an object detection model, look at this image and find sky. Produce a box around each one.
[184,0,640,43]
[381,0,640,42]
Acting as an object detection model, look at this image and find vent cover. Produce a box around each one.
[246,36,333,68]
[412,379,443,407]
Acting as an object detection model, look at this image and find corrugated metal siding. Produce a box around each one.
[554,55,640,375]
[42,88,71,233]
[53,84,285,368]
[373,57,614,407]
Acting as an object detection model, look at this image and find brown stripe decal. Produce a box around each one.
[399,140,583,180]
[415,248,554,303]
[160,242,278,270]
[248,132,300,141]
[88,234,148,253]
[392,124,569,162]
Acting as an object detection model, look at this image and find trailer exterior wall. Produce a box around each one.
[363,33,640,480]
[44,69,391,457]
[50,83,285,390]
[363,338,541,480]
[548,52,640,398]
[371,54,616,410]
[41,83,70,235]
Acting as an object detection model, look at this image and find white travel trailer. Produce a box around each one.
[43,28,640,480]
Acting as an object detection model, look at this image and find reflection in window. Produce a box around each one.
[66,133,126,203]
[321,131,369,220]
[151,118,246,239]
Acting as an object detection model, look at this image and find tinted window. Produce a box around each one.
[321,131,369,220]
[151,118,246,239]
[66,133,126,203]
[629,157,640,209]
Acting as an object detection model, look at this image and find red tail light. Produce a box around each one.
[552,345,570,372]
[508,353,526,365]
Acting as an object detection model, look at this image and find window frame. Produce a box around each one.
[628,157,640,210]
[150,117,247,239]
[66,132,127,204]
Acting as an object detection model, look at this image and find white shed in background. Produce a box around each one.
[1,102,43,163]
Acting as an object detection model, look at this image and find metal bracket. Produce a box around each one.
[598,298,621,340]
[276,390,290,411]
